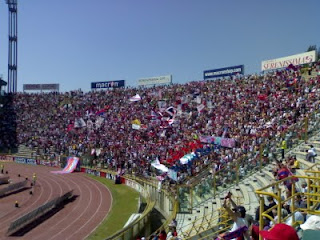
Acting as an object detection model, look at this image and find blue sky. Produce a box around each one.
[0,0,319,92]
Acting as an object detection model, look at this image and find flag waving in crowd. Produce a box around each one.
[129,94,141,102]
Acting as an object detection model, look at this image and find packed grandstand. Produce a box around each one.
[1,58,320,240]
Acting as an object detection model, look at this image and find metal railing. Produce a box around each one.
[179,196,243,238]
[256,166,320,240]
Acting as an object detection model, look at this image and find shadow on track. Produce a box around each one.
[10,195,79,236]
[0,187,32,199]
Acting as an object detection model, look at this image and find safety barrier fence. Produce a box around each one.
[81,167,177,240]
[306,162,320,172]
[7,190,73,236]
[256,166,320,240]
[0,180,28,197]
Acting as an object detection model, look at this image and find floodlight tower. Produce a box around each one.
[6,0,18,93]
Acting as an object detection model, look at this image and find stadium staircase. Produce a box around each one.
[15,145,35,159]
[176,135,320,240]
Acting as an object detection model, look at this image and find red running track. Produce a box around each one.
[0,163,112,240]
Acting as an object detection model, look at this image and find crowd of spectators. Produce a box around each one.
[0,61,320,239]
[0,62,320,183]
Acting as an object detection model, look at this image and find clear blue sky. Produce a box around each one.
[0,0,319,92]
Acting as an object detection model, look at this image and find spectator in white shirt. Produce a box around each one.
[306,145,317,163]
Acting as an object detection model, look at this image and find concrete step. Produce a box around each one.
[261,169,276,181]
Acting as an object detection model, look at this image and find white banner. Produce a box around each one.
[132,124,141,130]
[138,75,172,86]
[261,51,317,71]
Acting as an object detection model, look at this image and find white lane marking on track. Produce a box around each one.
[82,175,113,240]
[66,177,107,239]
[47,174,91,240]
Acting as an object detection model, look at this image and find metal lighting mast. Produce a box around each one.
[6,0,18,93]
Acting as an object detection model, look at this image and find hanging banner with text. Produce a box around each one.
[204,65,244,80]
[261,51,317,71]
[23,84,59,91]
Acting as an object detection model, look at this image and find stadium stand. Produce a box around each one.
[0,59,320,239]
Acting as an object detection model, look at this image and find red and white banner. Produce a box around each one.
[261,51,316,71]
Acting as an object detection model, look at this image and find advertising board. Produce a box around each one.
[26,158,37,165]
[14,157,38,165]
[91,80,125,89]
[203,65,244,80]
[261,51,317,71]
[23,84,59,91]
[138,75,172,86]
[14,157,26,164]
[0,155,14,162]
